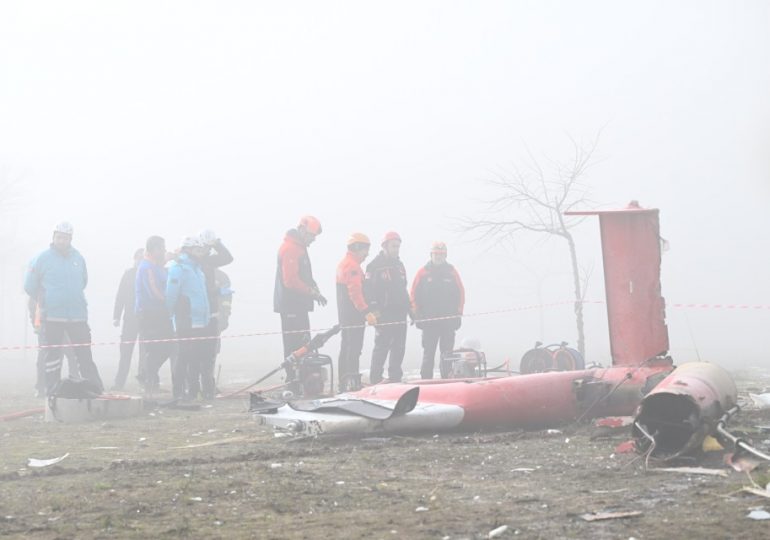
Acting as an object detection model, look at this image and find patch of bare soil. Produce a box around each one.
[2,373,770,539]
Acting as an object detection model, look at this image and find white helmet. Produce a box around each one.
[199,229,218,246]
[460,337,482,351]
[53,221,74,235]
[181,236,203,248]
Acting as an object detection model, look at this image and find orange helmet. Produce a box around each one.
[346,232,371,248]
[298,215,322,235]
[430,241,447,254]
[381,231,402,246]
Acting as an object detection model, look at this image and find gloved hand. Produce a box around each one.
[312,288,327,307]
[113,319,120,327]
[365,312,378,326]
[199,229,219,247]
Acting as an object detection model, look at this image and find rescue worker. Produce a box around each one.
[336,233,377,391]
[365,231,410,384]
[411,241,466,379]
[166,236,210,400]
[24,222,104,395]
[274,216,326,359]
[112,248,145,390]
[135,236,173,393]
[196,229,234,400]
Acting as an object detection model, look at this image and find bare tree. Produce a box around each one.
[461,134,601,356]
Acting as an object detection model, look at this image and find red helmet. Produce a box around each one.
[298,215,322,235]
[381,231,402,246]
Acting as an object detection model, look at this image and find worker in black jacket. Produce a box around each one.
[411,241,465,379]
[112,248,144,390]
[365,231,410,384]
[196,229,234,400]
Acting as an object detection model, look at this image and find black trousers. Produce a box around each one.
[280,312,310,359]
[177,327,215,400]
[420,324,456,379]
[369,320,407,385]
[41,321,104,396]
[138,310,174,391]
[338,321,365,389]
[113,317,145,390]
[197,319,220,400]
[36,334,78,393]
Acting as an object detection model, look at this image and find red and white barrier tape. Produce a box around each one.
[0,299,767,352]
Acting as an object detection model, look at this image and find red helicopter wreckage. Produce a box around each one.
[251,202,767,464]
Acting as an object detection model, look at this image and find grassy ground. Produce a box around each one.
[1,370,770,539]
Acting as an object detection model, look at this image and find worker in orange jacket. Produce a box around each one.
[274,216,327,359]
[336,233,377,391]
[411,241,465,379]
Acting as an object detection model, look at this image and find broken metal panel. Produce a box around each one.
[567,202,669,366]
[288,386,419,420]
[254,402,465,437]
[632,362,738,460]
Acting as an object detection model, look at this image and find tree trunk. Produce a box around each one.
[551,198,585,357]
[563,231,585,357]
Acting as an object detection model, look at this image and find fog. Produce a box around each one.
[1,1,768,389]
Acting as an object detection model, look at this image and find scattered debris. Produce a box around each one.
[615,440,636,454]
[747,509,770,520]
[741,487,770,499]
[415,506,429,512]
[702,435,724,452]
[270,463,283,469]
[27,453,70,468]
[725,451,762,473]
[511,468,535,473]
[594,416,633,429]
[591,416,633,439]
[748,393,770,409]
[653,467,728,477]
[171,436,250,449]
[488,524,509,538]
[580,510,643,522]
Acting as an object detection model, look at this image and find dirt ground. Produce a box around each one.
[2,370,770,540]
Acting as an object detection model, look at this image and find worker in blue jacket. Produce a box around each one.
[166,236,210,400]
[24,222,104,395]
